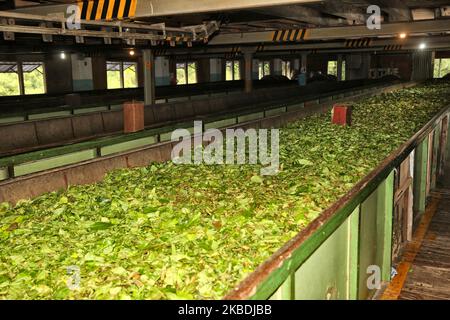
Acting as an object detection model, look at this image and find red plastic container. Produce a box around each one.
[123,101,145,133]
[332,104,352,126]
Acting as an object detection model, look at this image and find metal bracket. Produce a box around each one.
[2,18,15,40]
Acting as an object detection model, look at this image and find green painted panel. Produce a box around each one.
[28,110,72,120]
[447,116,450,162]
[265,107,287,117]
[14,149,96,177]
[101,136,157,156]
[376,171,394,282]
[204,118,237,130]
[348,206,361,300]
[191,94,209,101]
[238,112,264,123]
[160,127,194,142]
[269,274,293,300]
[358,186,379,300]
[0,167,8,181]
[0,116,26,124]
[168,97,189,102]
[286,102,304,112]
[413,138,429,216]
[293,207,360,300]
[431,127,440,190]
[110,104,124,111]
[73,106,108,115]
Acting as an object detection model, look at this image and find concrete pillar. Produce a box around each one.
[210,58,222,82]
[143,49,155,105]
[301,52,308,73]
[411,50,434,81]
[71,54,94,91]
[244,52,253,93]
[337,54,343,81]
[273,58,282,75]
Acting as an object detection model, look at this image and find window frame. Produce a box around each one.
[175,61,198,85]
[225,60,241,81]
[258,60,271,79]
[0,61,46,96]
[434,58,450,78]
[106,61,138,89]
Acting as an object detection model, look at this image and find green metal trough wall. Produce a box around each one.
[224,105,450,300]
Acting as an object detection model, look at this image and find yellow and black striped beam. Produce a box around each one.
[78,0,138,21]
[271,29,308,43]
[384,44,403,51]
[345,38,372,48]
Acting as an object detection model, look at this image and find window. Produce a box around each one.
[327,60,338,76]
[342,60,346,81]
[281,60,292,79]
[176,62,197,85]
[107,61,138,89]
[0,61,45,96]
[258,61,271,79]
[226,60,241,81]
[434,58,450,78]
[23,62,45,95]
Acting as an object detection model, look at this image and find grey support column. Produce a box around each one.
[337,54,343,81]
[301,52,308,73]
[243,51,254,93]
[143,49,156,105]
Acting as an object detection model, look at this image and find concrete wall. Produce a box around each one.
[155,57,170,86]
[210,58,223,82]
[273,58,283,75]
[346,53,371,80]
[92,56,107,90]
[71,54,94,91]
[371,53,413,80]
[411,51,434,81]
[45,54,73,94]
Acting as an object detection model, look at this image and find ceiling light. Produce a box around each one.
[419,43,426,50]
[129,50,135,56]
[399,33,407,39]
[60,52,66,59]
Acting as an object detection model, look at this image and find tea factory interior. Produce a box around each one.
[0,0,450,301]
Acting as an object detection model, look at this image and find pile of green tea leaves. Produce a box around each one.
[1,82,449,300]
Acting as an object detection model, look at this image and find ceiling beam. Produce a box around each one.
[249,5,345,27]
[209,19,450,45]
[13,0,322,18]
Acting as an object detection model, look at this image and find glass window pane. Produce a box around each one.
[23,62,45,95]
[0,62,20,96]
[233,61,240,80]
[258,62,263,79]
[327,61,337,76]
[124,63,138,88]
[225,61,233,81]
[176,63,186,85]
[342,60,346,81]
[434,58,450,78]
[264,61,270,76]
[107,61,122,89]
[187,62,197,84]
